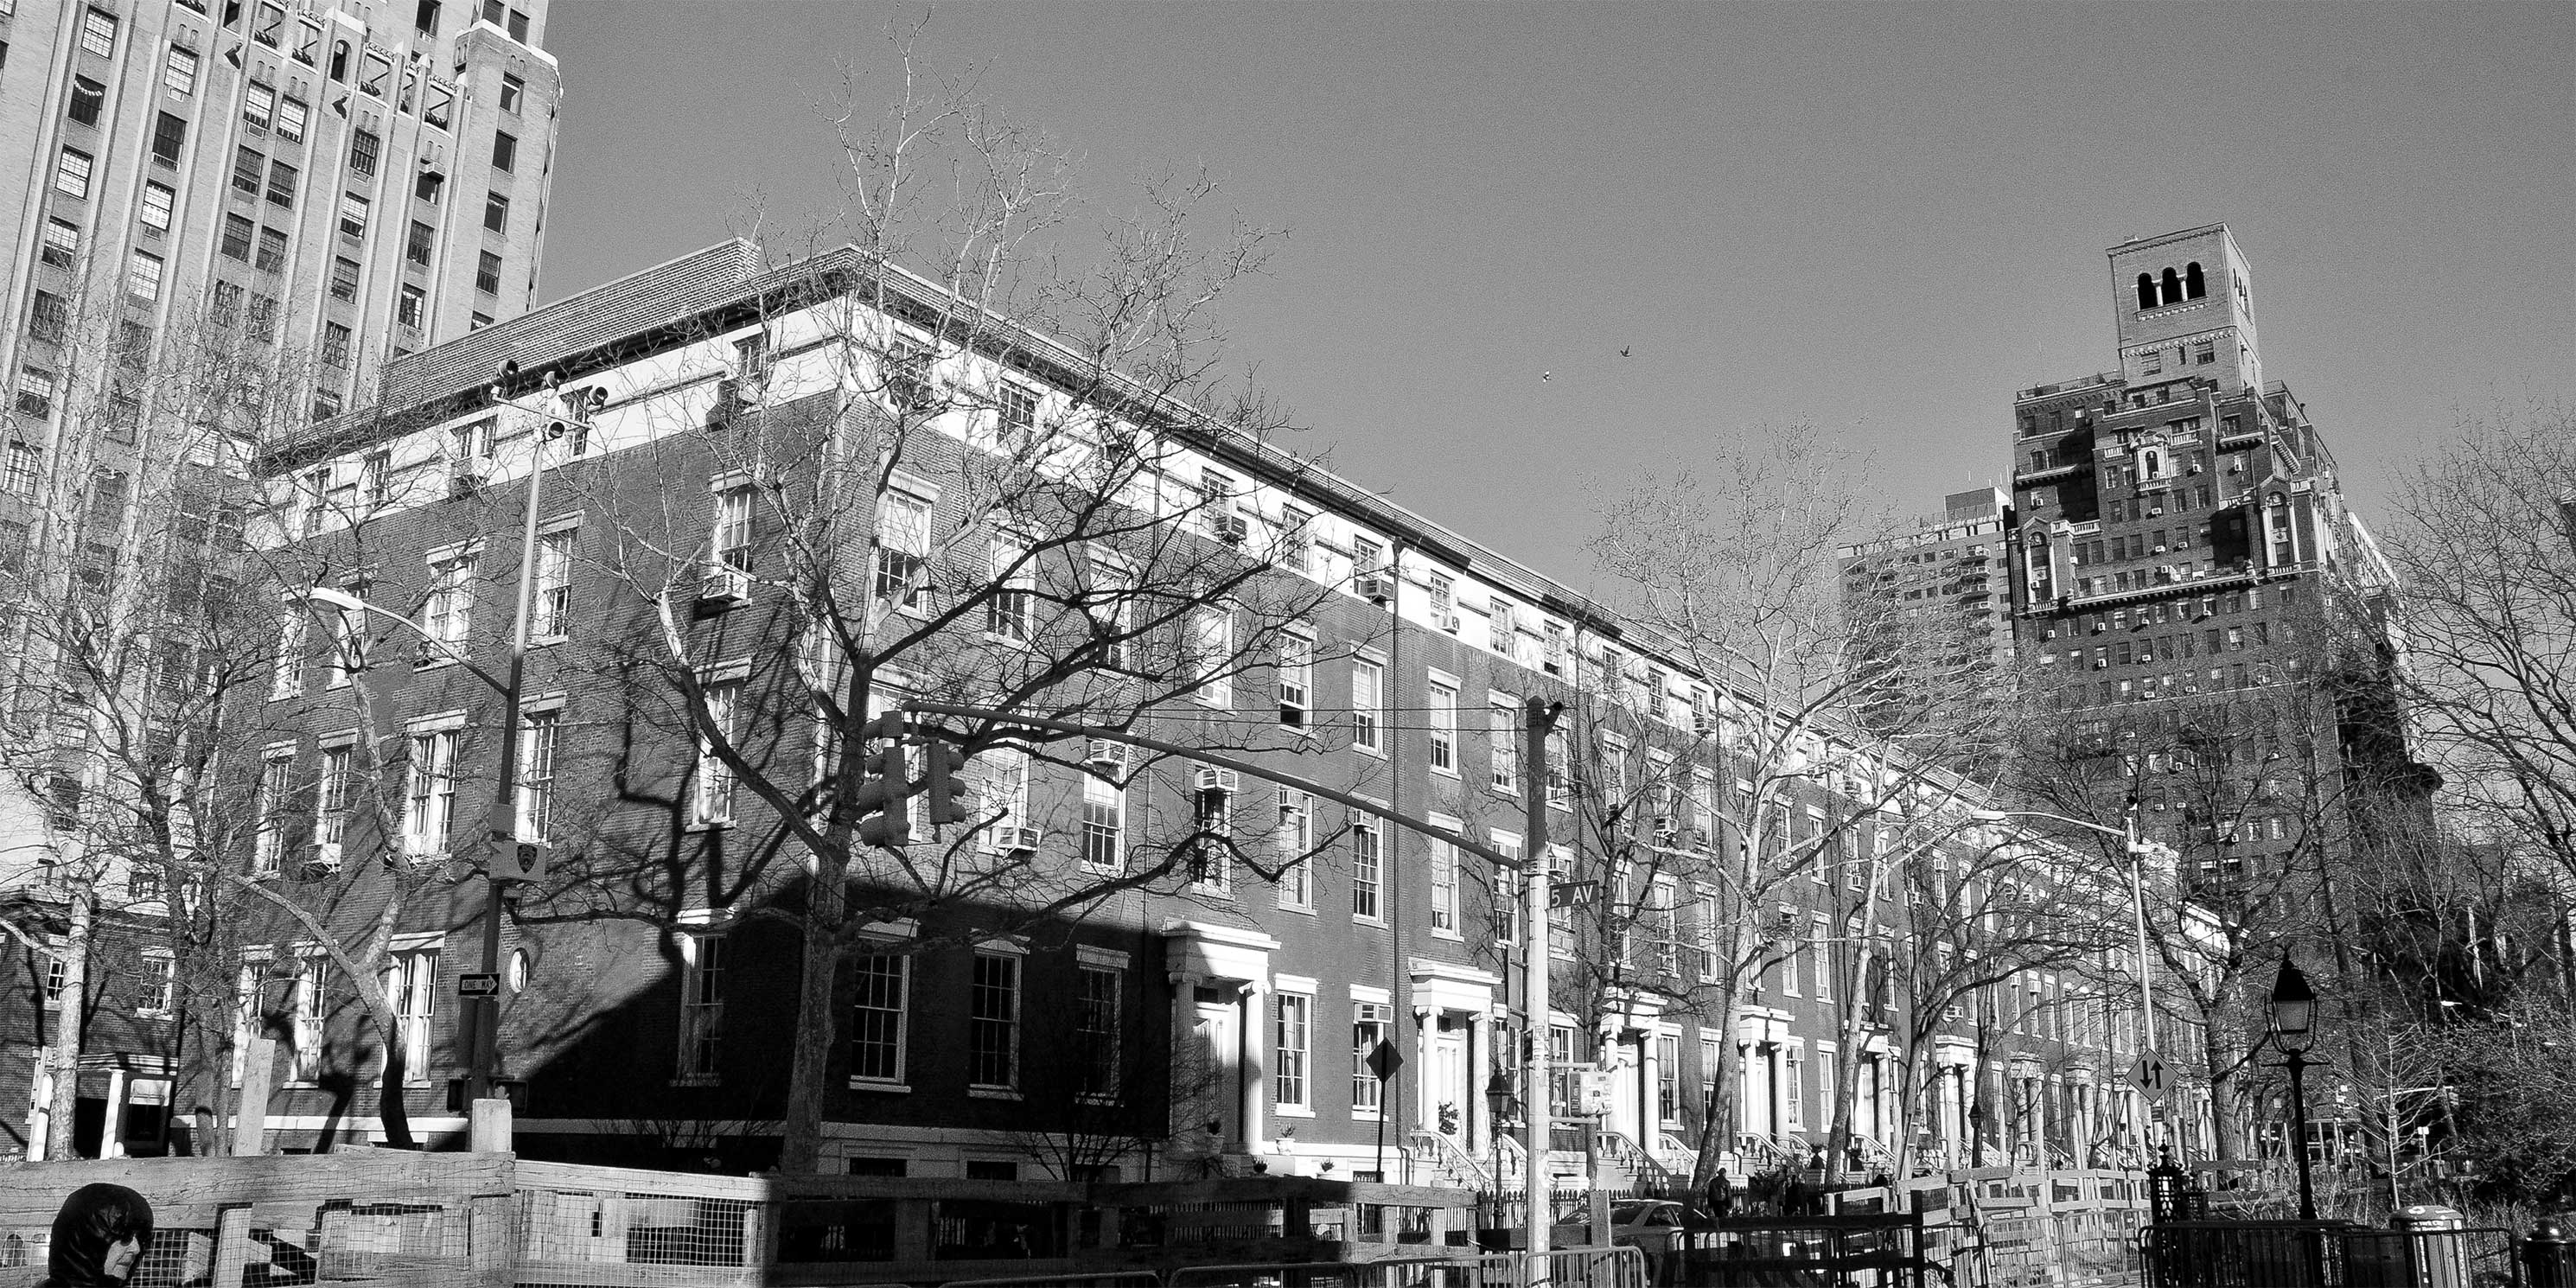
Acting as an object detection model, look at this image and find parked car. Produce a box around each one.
[1608,1199,1691,1255]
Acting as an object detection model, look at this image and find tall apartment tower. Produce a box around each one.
[1838,486,2018,679]
[1,0,559,459]
[2003,225,2415,889]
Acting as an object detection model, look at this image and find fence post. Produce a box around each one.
[209,1207,252,1288]
[468,1191,515,1288]
[2527,1217,2573,1288]
[231,1036,275,1157]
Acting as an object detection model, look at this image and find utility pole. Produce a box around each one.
[1524,698,1562,1274]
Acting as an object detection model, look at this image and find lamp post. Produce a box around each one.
[1486,1070,1519,1232]
[1970,807,2171,1156]
[2267,956,2320,1221]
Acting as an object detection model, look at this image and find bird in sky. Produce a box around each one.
[1619,347,1632,358]
[1541,372,1552,381]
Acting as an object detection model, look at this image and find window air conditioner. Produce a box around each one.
[448,455,492,495]
[306,841,343,873]
[2228,459,2245,474]
[1355,573,1392,605]
[1000,826,1042,858]
[2149,507,2164,516]
[1086,739,1128,770]
[2091,658,2108,669]
[2153,545,2167,555]
[1195,766,1240,794]
[1437,610,1461,634]
[1215,513,1249,545]
[2187,462,2203,475]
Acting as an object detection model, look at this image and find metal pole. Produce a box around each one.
[466,392,556,1102]
[1525,698,1561,1272]
[2125,805,2162,1157]
[2286,1051,2318,1221]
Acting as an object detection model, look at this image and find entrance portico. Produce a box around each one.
[1164,921,1281,1163]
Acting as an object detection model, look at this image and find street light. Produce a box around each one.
[2267,956,2320,1221]
[1969,807,2171,1156]
[1485,1070,1519,1231]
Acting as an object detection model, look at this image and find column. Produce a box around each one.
[101,1068,127,1159]
[1466,1012,1487,1151]
[1413,1004,1435,1137]
[1239,980,1266,1154]
[1167,970,1203,1145]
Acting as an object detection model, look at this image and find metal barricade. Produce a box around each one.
[943,1273,1166,1288]
[1166,1253,1500,1288]
[2141,1222,2532,1288]
[1672,1215,1927,1288]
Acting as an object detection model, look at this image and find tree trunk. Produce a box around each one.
[778,851,848,1173]
[43,888,94,1161]
[1687,990,1745,1193]
[2204,1054,2240,1160]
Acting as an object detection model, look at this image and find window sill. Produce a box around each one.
[1353,917,1386,929]
[1430,929,1463,942]
[670,1074,720,1088]
[1352,745,1386,759]
[848,1079,911,1094]
[1353,1110,1383,1122]
[1431,768,1460,781]
[967,1087,1022,1101]
[1277,904,1317,917]
[1274,1106,1315,1119]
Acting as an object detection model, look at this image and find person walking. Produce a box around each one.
[41,1183,152,1287]
[1705,1168,1734,1221]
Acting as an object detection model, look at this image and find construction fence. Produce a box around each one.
[0,1151,1643,1288]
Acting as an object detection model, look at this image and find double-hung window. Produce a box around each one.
[1351,821,1381,921]
[41,220,80,269]
[676,931,725,1083]
[1350,658,1384,753]
[1076,961,1122,1099]
[1489,698,1520,793]
[315,743,352,857]
[1273,991,1310,1110]
[80,7,118,55]
[141,182,176,233]
[1276,629,1310,728]
[164,44,201,94]
[384,947,437,1081]
[850,949,908,1085]
[252,749,294,876]
[1427,833,1459,934]
[515,709,558,841]
[403,724,459,854]
[1426,677,1458,774]
[985,540,1031,642]
[271,609,306,698]
[285,954,326,1082]
[68,77,106,126]
[423,548,476,657]
[693,678,741,825]
[532,524,576,637]
[1351,999,1388,1113]
[338,192,370,242]
[872,488,931,613]
[1190,606,1233,706]
[244,82,275,131]
[710,483,754,597]
[1275,789,1313,910]
[54,148,94,200]
[968,950,1020,1090]
[1081,752,1125,871]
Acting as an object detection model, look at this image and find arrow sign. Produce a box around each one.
[457,972,503,998]
[1366,1039,1403,1082]
[2129,1051,2171,1100]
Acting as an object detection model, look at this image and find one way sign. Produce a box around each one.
[2129,1051,2172,1102]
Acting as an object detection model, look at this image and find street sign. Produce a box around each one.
[1577,1067,1615,1116]
[458,972,503,998]
[1366,1039,1403,1082]
[2129,1050,2172,1101]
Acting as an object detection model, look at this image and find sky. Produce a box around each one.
[538,3,2574,592]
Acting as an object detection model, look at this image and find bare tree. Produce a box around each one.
[551,43,1339,1173]
[1586,423,2029,1190]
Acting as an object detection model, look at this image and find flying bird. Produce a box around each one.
[1619,347,1632,358]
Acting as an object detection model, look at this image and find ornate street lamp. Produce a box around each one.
[2268,956,2320,1221]
[1485,1070,1521,1231]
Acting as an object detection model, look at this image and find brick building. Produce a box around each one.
[222,240,2192,1181]
[1838,487,2018,683]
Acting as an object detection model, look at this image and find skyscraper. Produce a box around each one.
[1839,485,2018,681]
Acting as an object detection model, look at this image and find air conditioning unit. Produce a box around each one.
[2091,658,2108,669]
[1692,711,1716,736]
[305,841,342,874]
[1215,512,1249,545]
[1355,573,1392,605]
[1086,739,1128,771]
[2090,621,2107,634]
[2228,458,2245,474]
[1000,826,1042,858]
[1195,766,1240,794]
[1652,818,1679,843]
[1437,610,1461,634]
[448,455,492,496]
[698,561,749,603]
[2187,461,2203,475]
[2149,507,2164,516]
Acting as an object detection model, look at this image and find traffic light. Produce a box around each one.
[923,737,972,826]
[852,712,913,849]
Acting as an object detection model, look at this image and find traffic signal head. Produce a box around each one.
[853,743,911,848]
[923,739,972,826]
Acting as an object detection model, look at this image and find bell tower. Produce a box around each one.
[2107,225,2262,395]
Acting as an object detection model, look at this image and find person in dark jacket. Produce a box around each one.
[42,1183,152,1287]
[1705,1168,1734,1221]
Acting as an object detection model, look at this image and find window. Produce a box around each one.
[139,953,176,1017]
[405,219,435,267]
[872,488,931,611]
[850,951,908,1083]
[1784,1049,1805,1129]
[1276,506,1313,574]
[499,73,523,113]
[80,8,117,56]
[68,76,105,125]
[385,947,437,1081]
[694,679,740,825]
[140,182,175,233]
[242,288,277,340]
[1190,606,1233,706]
[349,129,380,177]
[1275,789,1313,909]
[42,956,68,1008]
[978,749,1028,851]
[1351,658,1383,752]
[284,954,325,1082]
[1081,755,1124,870]
[275,95,305,142]
[1426,678,1457,774]
[340,192,370,241]
[255,226,287,272]
[1428,838,1458,934]
[165,44,200,94]
[968,951,1019,1089]
[516,710,558,841]
[532,526,576,637]
[676,932,725,1082]
[1351,1000,1388,1113]
[320,322,351,368]
[316,743,351,851]
[711,485,754,596]
[398,284,424,328]
[54,148,93,199]
[325,254,362,303]
[491,130,517,172]
[16,368,56,420]
[1352,821,1381,921]
[985,541,1031,642]
[1657,1034,1680,1124]
[3,441,38,495]
[244,82,275,131]
[1489,699,1521,793]
[252,750,293,876]
[41,219,80,269]
[327,591,367,685]
[1276,629,1310,728]
[220,216,256,267]
[475,250,501,295]
[404,726,458,854]
[1077,963,1121,1098]
[29,291,67,343]
[483,189,508,233]
[993,381,1037,452]
[1274,991,1310,1109]
[271,609,305,698]
[423,549,476,654]
[416,169,445,203]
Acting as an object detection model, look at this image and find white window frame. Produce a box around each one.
[674,928,726,1085]
[710,481,754,598]
[403,717,463,855]
[1426,825,1461,938]
[1275,788,1314,912]
[1276,628,1311,729]
[693,673,743,826]
[1351,994,1390,1117]
[849,944,910,1089]
[1190,605,1233,707]
[1351,819,1382,922]
[1350,655,1384,754]
[531,520,577,639]
[968,947,1023,1093]
[1489,697,1520,794]
[252,747,295,876]
[1273,987,1312,1113]
[516,705,559,842]
[873,484,934,615]
[1425,674,1459,776]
